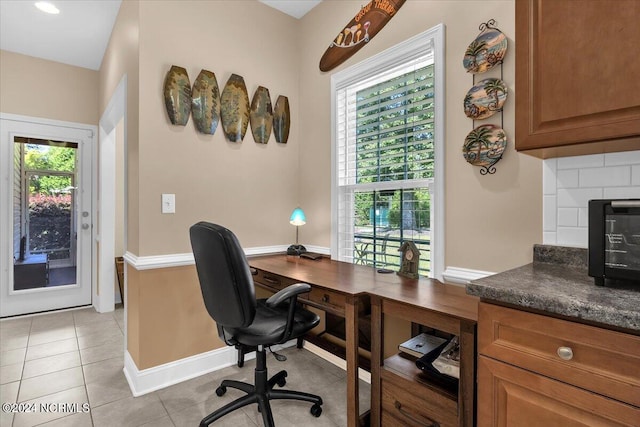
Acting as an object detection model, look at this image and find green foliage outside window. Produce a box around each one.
[24,144,75,195]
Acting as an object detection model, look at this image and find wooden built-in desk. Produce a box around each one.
[249,254,479,427]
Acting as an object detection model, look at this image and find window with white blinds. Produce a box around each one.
[331,25,445,279]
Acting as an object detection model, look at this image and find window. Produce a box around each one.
[331,25,445,279]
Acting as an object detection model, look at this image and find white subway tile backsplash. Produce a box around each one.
[543,159,557,195]
[557,188,603,208]
[558,208,578,227]
[543,232,557,245]
[557,154,603,169]
[603,186,640,199]
[543,151,640,248]
[543,195,557,231]
[557,227,588,248]
[605,150,640,166]
[578,207,588,227]
[579,166,630,188]
[556,170,579,189]
[632,165,640,186]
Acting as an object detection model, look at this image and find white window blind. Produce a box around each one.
[331,25,444,279]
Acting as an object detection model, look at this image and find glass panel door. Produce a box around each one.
[1,117,93,317]
[13,140,78,290]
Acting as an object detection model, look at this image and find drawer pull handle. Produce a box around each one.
[557,346,573,360]
[394,401,439,427]
[263,276,280,285]
[322,294,329,303]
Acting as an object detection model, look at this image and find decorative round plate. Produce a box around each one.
[463,27,507,74]
[464,78,507,120]
[463,124,507,171]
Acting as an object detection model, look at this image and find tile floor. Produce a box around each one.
[1,305,369,426]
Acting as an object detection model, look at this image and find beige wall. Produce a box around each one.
[136,0,301,255]
[102,0,542,370]
[108,0,304,368]
[0,50,98,124]
[99,0,141,254]
[298,0,542,273]
[126,264,222,369]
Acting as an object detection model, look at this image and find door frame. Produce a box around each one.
[96,75,127,314]
[0,113,97,317]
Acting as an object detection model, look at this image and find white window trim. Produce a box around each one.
[330,24,445,281]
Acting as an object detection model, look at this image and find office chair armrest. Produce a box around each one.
[265,283,311,308]
[266,283,311,344]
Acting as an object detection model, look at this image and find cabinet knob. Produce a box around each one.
[557,346,573,360]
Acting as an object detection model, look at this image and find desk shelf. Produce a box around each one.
[371,293,476,427]
[383,353,458,401]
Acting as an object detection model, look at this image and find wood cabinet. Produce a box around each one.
[515,0,640,158]
[477,302,640,426]
[370,288,478,427]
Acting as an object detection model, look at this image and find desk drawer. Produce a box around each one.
[381,370,457,427]
[306,288,345,316]
[253,269,295,292]
[478,302,640,407]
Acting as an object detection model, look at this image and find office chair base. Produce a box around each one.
[200,349,323,427]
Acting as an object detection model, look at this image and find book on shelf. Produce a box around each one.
[398,332,448,358]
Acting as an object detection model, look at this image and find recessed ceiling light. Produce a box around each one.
[34,1,60,14]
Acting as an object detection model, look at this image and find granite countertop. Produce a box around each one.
[466,245,640,332]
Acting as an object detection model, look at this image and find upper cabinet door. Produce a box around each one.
[515,0,640,158]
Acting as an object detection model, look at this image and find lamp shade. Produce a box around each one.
[289,208,306,226]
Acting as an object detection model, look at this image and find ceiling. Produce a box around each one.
[0,0,122,70]
[0,0,322,71]
[260,0,322,19]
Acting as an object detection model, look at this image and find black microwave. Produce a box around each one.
[588,199,640,286]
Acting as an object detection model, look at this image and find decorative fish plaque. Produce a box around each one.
[273,95,290,144]
[192,69,221,135]
[319,0,406,72]
[163,65,191,126]
[250,86,273,144]
[220,74,250,142]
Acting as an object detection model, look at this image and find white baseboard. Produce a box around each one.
[442,266,495,285]
[123,341,296,396]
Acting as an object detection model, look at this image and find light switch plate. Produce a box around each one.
[162,194,175,214]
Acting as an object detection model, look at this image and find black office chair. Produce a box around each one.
[189,222,323,427]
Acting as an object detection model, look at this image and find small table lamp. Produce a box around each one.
[287,208,307,255]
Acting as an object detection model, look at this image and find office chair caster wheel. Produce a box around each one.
[310,404,322,417]
[215,386,226,397]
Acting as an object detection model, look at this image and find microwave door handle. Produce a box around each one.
[610,200,640,209]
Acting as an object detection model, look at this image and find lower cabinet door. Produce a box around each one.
[478,356,640,427]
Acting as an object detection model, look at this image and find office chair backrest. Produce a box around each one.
[189,222,256,328]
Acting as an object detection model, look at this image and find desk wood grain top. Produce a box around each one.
[249,255,478,323]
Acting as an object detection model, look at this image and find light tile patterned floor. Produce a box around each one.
[0,306,369,426]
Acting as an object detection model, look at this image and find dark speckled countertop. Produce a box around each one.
[466,245,640,332]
